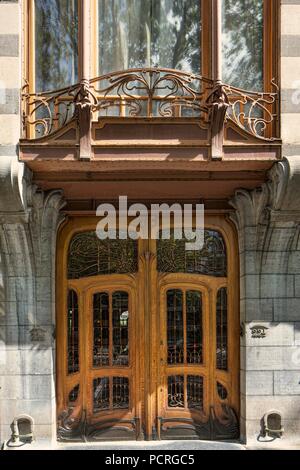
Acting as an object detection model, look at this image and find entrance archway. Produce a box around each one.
[56,215,239,441]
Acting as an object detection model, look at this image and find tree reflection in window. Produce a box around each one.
[167,289,203,365]
[186,291,202,364]
[35,0,78,91]
[112,292,129,366]
[98,0,201,75]
[222,0,263,90]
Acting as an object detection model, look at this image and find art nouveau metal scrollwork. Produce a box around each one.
[157,229,227,277]
[67,231,138,279]
[224,80,279,140]
[22,79,79,139]
[21,68,279,142]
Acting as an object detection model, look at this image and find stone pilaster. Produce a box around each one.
[0,165,65,444]
[230,156,300,445]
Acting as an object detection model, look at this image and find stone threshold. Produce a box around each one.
[3,438,300,451]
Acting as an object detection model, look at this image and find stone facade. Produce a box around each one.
[1,0,300,447]
[230,158,300,443]
[228,0,300,444]
[0,0,63,445]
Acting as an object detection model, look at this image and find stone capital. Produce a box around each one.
[267,157,300,222]
[229,156,300,231]
[0,155,30,221]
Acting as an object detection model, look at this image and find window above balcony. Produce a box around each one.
[21,0,280,161]
[27,0,274,91]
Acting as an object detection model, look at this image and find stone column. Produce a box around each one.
[230,157,300,445]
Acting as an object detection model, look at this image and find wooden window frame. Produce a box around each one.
[91,0,211,79]
[23,0,82,94]
[23,1,279,93]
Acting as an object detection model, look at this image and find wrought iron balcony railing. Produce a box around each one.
[21,67,279,144]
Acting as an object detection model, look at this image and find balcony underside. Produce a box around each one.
[30,163,273,210]
[21,118,280,204]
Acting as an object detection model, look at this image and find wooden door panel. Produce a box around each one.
[58,273,142,442]
[157,278,239,440]
[156,223,240,440]
[57,216,239,442]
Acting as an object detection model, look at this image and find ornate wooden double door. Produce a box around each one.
[57,216,239,442]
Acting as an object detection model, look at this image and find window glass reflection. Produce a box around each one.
[112,291,129,366]
[35,0,78,91]
[222,0,263,90]
[98,0,201,74]
[93,292,109,367]
[167,290,184,365]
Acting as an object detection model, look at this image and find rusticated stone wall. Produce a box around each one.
[0,0,66,445]
[230,158,300,444]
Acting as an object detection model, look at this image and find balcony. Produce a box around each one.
[19,68,281,205]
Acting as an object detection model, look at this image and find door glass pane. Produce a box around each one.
[222,0,263,90]
[68,232,138,279]
[187,375,203,410]
[157,230,227,277]
[216,287,228,371]
[168,375,184,408]
[167,290,184,364]
[113,377,130,409]
[67,289,79,374]
[186,291,202,364]
[93,292,109,367]
[35,0,78,91]
[112,292,129,366]
[98,0,201,74]
[93,377,110,412]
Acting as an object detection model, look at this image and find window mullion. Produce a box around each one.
[80,0,90,82]
[211,0,222,83]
